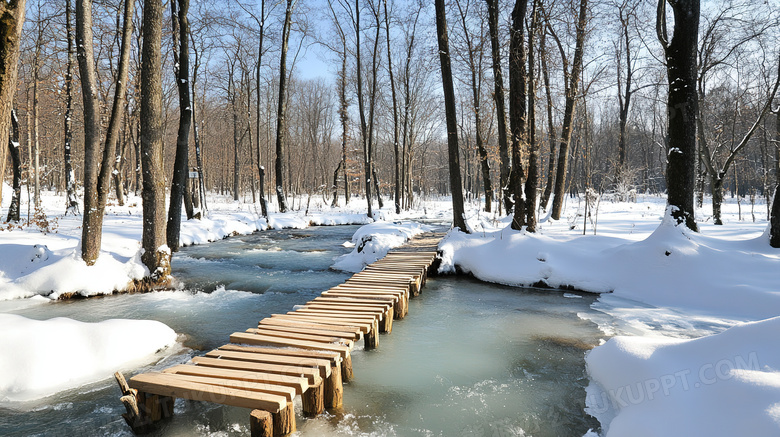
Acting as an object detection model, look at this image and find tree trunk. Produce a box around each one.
[355,0,372,218]
[274,0,294,213]
[771,105,780,247]
[368,4,382,211]
[524,0,540,231]
[657,0,699,230]
[456,0,492,214]
[166,0,192,252]
[508,0,527,230]
[140,0,171,281]
[435,0,468,233]
[6,109,21,222]
[64,0,78,214]
[539,27,556,211]
[191,41,207,215]
[255,0,268,218]
[76,0,104,264]
[0,0,26,205]
[385,0,401,214]
[550,0,588,221]
[486,0,512,214]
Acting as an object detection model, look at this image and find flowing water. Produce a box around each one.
[0,224,604,437]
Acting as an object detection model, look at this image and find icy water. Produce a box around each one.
[0,224,603,437]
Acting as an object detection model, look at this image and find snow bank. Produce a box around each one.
[440,210,780,320]
[332,221,430,272]
[0,314,177,403]
[585,317,780,436]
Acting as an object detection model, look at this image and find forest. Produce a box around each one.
[1,0,780,277]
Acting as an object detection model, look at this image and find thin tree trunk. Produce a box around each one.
[255,0,268,217]
[486,0,512,214]
[355,0,372,218]
[385,0,401,214]
[368,3,382,210]
[64,0,78,214]
[7,109,21,222]
[770,105,780,247]
[435,0,468,233]
[657,0,699,230]
[550,0,588,221]
[0,1,26,205]
[190,29,207,215]
[166,0,192,252]
[275,0,294,213]
[140,0,171,281]
[76,0,104,264]
[508,0,527,230]
[539,27,556,211]
[456,0,492,214]
[524,0,539,231]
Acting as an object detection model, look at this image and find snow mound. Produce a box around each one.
[439,212,780,320]
[0,314,177,403]
[331,221,430,272]
[586,316,780,437]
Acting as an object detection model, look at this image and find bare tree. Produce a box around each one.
[385,0,401,214]
[485,0,511,214]
[275,0,295,213]
[524,0,540,231]
[657,0,699,230]
[0,1,26,206]
[326,0,351,207]
[435,0,468,232]
[140,0,170,281]
[166,0,193,252]
[770,90,780,247]
[64,0,78,214]
[508,0,527,230]
[6,110,21,222]
[77,0,134,265]
[455,0,493,213]
[549,0,588,221]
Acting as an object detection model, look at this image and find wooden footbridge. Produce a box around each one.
[115,232,442,437]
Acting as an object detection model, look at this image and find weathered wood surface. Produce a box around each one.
[129,372,287,413]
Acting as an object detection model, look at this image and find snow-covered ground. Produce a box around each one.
[439,194,780,436]
[2,186,778,435]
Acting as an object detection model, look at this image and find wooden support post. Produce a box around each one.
[342,352,354,381]
[393,298,404,320]
[364,319,379,349]
[302,381,324,417]
[272,401,296,436]
[138,391,174,422]
[379,308,393,333]
[250,410,273,437]
[325,361,343,409]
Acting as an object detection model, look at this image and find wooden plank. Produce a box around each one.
[275,313,374,330]
[205,349,331,378]
[168,373,296,402]
[163,364,309,394]
[254,322,360,341]
[304,303,388,313]
[128,372,286,413]
[230,331,351,358]
[257,318,363,338]
[218,343,341,362]
[267,314,373,332]
[244,327,354,348]
[312,296,394,307]
[291,308,381,320]
[191,356,322,385]
[285,311,377,324]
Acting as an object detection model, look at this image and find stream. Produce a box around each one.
[0,224,604,436]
